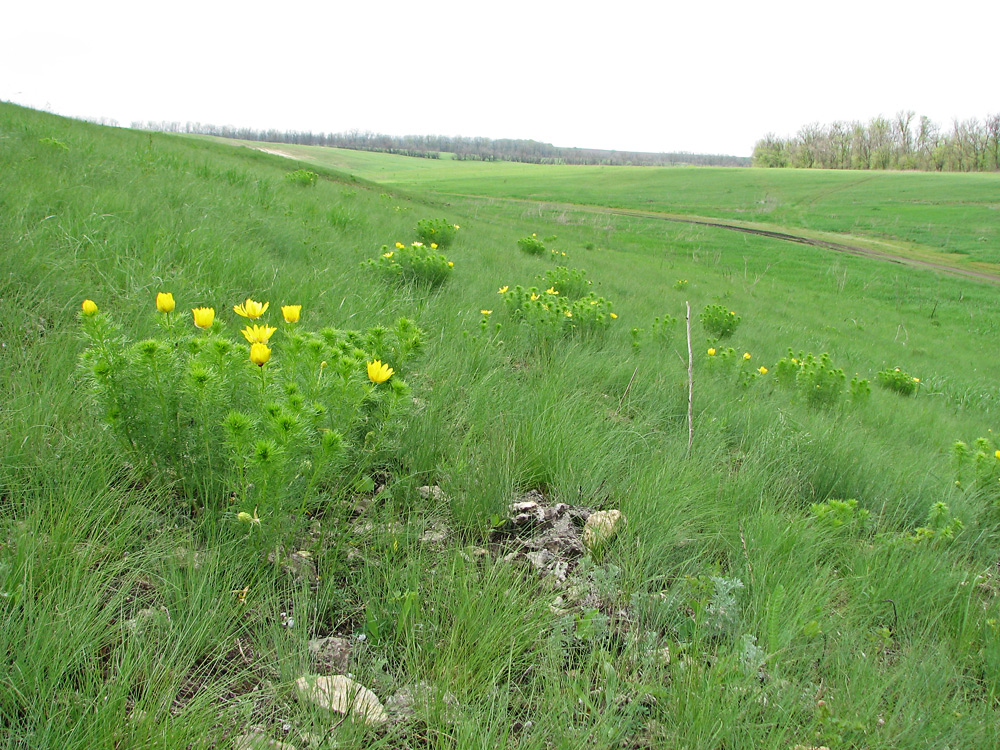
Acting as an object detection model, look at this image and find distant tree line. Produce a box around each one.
[753,111,1000,171]
[131,121,751,167]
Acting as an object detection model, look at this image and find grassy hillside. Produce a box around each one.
[4,104,1000,748]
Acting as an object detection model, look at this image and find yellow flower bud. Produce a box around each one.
[192,307,215,329]
[156,292,175,313]
[81,299,98,316]
[707,348,716,356]
[250,342,271,367]
[281,304,301,323]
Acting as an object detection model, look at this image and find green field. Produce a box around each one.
[4,104,1000,748]
[211,138,1000,269]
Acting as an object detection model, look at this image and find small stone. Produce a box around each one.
[295,675,388,725]
[124,607,170,634]
[419,522,450,545]
[582,510,625,551]
[269,550,317,582]
[308,636,352,675]
[386,681,459,722]
[417,485,445,502]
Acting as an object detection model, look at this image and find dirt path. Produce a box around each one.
[441,193,1000,285]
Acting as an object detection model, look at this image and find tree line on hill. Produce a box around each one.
[753,111,1000,171]
[129,121,751,167]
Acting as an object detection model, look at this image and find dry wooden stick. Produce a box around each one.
[686,301,693,457]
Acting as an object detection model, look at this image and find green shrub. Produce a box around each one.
[415,218,459,248]
[517,235,546,256]
[774,349,861,408]
[284,169,318,187]
[876,367,920,396]
[367,242,454,288]
[497,284,618,340]
[538,266,592,299]
[631,314,677,351]
[700,304,741,339]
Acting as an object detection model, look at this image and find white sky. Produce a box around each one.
[2,0,997,157]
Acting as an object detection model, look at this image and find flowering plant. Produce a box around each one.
[415,218,458,248]
[79,295,422,520]
[367,242,454,287]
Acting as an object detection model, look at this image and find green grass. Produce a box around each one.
[4,103,1000,748]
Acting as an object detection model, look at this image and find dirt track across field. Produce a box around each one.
[444,193,1000,286]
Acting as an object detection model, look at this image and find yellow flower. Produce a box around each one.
[743,352,751,360]
[561,252,566,256]
[383,251,394,258]
[430,243,438,249]
[994,450,1000,460]
[498,285,509,294]
[545,287,559,295]
[758,366,768,375]
[156,292,175,313]
[249,342,271,367]
[412,241,424,247]
[242,324,277,344]
[367,359,394,384]
[532,233,537,237]
[530,293,540,301]
[281,304,301,323]
[447,261,454,267]
[395,241,405,249]
[481,310,492,316]
[564,310,573,318]
[912,377,920,383]
[791,358,798,364]
[192,307,215,329]
[453,224,460,229]
[81,299,98,316]
[234,298,269,319]
[708,348,716,356]
[610,312,618,319]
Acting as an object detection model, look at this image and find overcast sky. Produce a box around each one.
[3,1,997,157]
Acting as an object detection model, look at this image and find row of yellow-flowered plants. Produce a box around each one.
[78,294,421,530]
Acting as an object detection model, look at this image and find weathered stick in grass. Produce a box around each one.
[686,300,693,457]
[616,366,639,417]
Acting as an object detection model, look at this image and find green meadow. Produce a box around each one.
[4,103,1000,748]
[212,138,1000,269]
